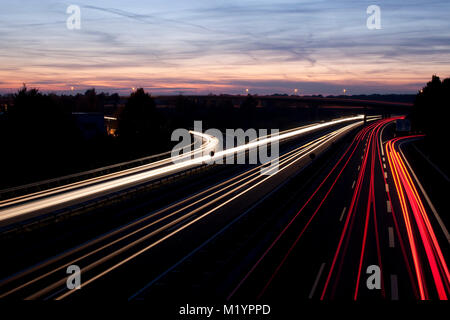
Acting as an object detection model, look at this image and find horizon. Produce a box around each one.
[0,87,420,98]
[1,1,450,95]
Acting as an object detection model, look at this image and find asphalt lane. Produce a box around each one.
[0,121,360,300]
[226,118,430,301]
[2,117,448,302]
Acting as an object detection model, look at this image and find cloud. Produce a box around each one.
[0,0,449,94]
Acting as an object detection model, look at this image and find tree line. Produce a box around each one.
[410,75,450,173]
[0,86,318,188]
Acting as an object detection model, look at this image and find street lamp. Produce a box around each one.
[343,88,347,95]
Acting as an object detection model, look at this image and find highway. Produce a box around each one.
[0,130,218,225]
[0,115,362,227]
[225,118,449,301]
[0,116,448,302]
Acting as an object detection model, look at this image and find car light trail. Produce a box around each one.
[318,118,402,300]
[0,135,326,298]
[228,119,376,300]
[53,123,361,300]
[0,120,363,300]
[0,115,363,226]
[375,122,419,299]
[320,120,384,300]
[386,138,427,299]
[0,131,214,211]
[386,136,449,300]
[0,139,199,206]
[354,120,386,300]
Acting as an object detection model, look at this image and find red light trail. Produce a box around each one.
[386,136,449,300]
[229,117,449,301]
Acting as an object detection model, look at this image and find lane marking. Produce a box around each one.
[385,184,389,193]
[128,163,300,300]
[383,164,386,169]
[357,165,360,171]
[309,263,326,299]
[387,200,392,213]
[126,128,355,301]
[391,274,399,300]
[339,207,347,222]
[384,172,388,179]
[382,157,385,162]
[388,227,395,248]
[352,180,356,189]
[380,123,387,157]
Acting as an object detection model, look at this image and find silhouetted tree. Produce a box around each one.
[1,85,78,186]
[84,88,97,111]
[7,85,74,145]
[111,93,120,107]
[410,75,450,173]
[411,75,450,141]
[117,88,167,152]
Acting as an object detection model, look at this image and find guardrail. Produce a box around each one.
[0,117,364,234]
[0,141,196,201]
[0,162,213,236]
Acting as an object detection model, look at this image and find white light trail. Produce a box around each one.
[0,115,363,225]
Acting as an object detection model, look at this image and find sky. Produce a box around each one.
[0,0,449,95]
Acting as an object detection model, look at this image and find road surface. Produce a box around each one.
[0,116,448,303]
